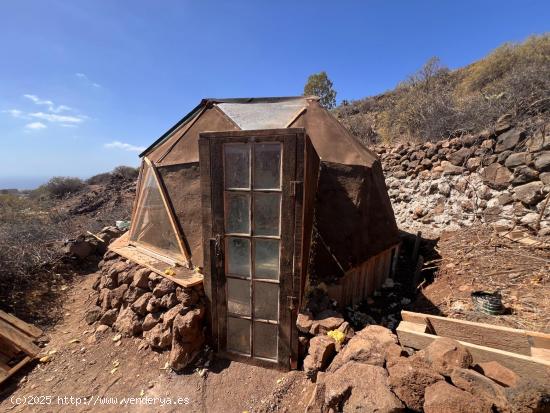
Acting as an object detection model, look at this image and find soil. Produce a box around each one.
[0,272,314,413]
[411,224,550,333]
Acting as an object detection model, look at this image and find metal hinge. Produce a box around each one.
[287,295,298,311]
[290,181,302,197]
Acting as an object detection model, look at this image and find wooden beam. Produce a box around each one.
[401,311,550,358]
[0,356,32,386]
[0,310,42,339]
[396,322,550,382]
[0,319,40,357]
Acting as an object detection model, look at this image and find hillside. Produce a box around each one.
[335,34,550,146]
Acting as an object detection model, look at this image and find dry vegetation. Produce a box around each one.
[336,34,550,144]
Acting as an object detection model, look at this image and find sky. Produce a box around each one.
[0,1,549,189]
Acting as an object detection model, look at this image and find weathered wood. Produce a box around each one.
[396,322,550,382]
[0,310,42,339]
[401,311,550,357]
[1,356,32,385]
[0,319,40,357]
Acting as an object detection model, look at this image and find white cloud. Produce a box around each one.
[30,112,85,124]
[23,94,72,113]
[2,109,24,118]
[76,72,101,88]
[104,141,145,153]
[25,122,47,130]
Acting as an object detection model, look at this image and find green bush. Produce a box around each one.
[36,177,86,199]
[112,165,139,180]
[86,172,112,185]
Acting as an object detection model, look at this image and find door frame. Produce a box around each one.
[199,128,305,370]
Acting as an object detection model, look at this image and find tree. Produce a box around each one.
[304,71,337,109]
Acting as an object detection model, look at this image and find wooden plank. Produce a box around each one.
[396,322,550,382]
[0,319,40,357]
[0,356,32,385]
[0,310,41,339]
[401,311,550,357]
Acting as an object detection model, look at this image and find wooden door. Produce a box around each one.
[200,129,305,369]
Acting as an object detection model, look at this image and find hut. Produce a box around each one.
[110,96,399,369]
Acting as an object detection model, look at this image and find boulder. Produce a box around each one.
[495,128,524,153]
[66,237,95,259]
[163,303,184,328]
[130,292,153,316]
[474,361,519,388]
[169,308,205,371]
[512,166,539,185]
[495,114,513,133]
[497,150,513,164]
[103,270,119,290]
[322,362,404,412]
[99,308,118,327]
[160,292,179,309]
[109,284,128,309]
[143,323,172,350]
[303,335,336,379]
[534,151,550,172]
[410,337,472,376]
[113,307,142,337]
[387,358,444,411]
[423,381,492,413]
[438,182,451,197]
[296,312,314,334]
[142,312,162,331]
[466,157,481,171]
[131,268,151,290]
[153,278,177,298]
[124,285,147,304]
[540,172,550,185]
[441,161,464,175]
[513,181,544,206]
[481,163,513,190]
[85,306,102,325]
[447,147,472,166]
[505,152,531,168]
[96,226,122,245]
[310,310,345,334]
[146,297,162,313]
[505,378,550,413]
[450,368,509,412]
[175,287,199,306]
[525,127,550,152]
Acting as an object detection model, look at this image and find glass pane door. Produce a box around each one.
[223,142,282,361]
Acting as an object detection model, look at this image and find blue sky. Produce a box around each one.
[1,1,549,189]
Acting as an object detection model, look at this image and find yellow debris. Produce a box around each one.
[164,268,176,276]
[327,329,346,344]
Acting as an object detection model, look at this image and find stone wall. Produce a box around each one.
[87,251,206,371]
[375,117,550,236]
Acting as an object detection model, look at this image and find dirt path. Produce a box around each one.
[0,274,313,413]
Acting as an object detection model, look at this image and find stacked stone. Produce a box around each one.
[376,117,550,235]
[86,251,206,371]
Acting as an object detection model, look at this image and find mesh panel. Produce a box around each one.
[130,163,184,261]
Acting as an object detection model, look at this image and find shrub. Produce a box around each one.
[35,177,86,199]
[112,165,139,180]
[87,172,112,185]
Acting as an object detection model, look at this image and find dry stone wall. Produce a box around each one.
[375,117,550,236]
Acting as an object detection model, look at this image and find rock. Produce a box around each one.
[441,161,464,175]
[438,182,451,197]
[85,306,102,325]
[387,358,444,411]
[113,307,142,337]
[303,335,336,379]
[305,382,328,413]
[296,312,314,334]
[169,308,205,371]
[163,304,184,328]
[153,278,177,298]
[525,127,550,152]
[481,163,513,190]
[513,181,544,205]
[495,128,524,153]
[474,361,519,388]
[132,268,151,290]
[142,312,162,331]
[66,237,95,259]
[118,269,134,285]
[103,270,118,290]
[97,226,121,245]
[146,297,162,313]
[521,212,539,226]
[505,378,550,413]
[144,323,172,350]
[423,381,492,413]
[99,308,118,326]
[495,114,513,133]
[160,292,179,309]
[450,368,509,412]
[124,285,147,304]
[447,147,472,166]
[540,172,550,185]
[534,151,550,172]
[175,287,199,306]
[497,192,514,206]
[497,150,513,164]
[328,325,397,372]
[131,292,153,316]
[310,310,345,334]
[411,337,472,376]
[505,152,531,168]
[481,139,494,150]
[512,166,539,185]
[465,157,481,171]
[109,284,128,309]
[322,362,404,412]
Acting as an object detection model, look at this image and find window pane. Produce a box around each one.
[227,278,250,316]
[253,193,280,236]
[226,237,250,277]
[224,144,249,189]
[254,322,278,360]
[225,192,250,234]
[254,239,279,280]
[254,143,281,189]
[130,164,184,261]
[227,317,250,354]
[254,282,279,321]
